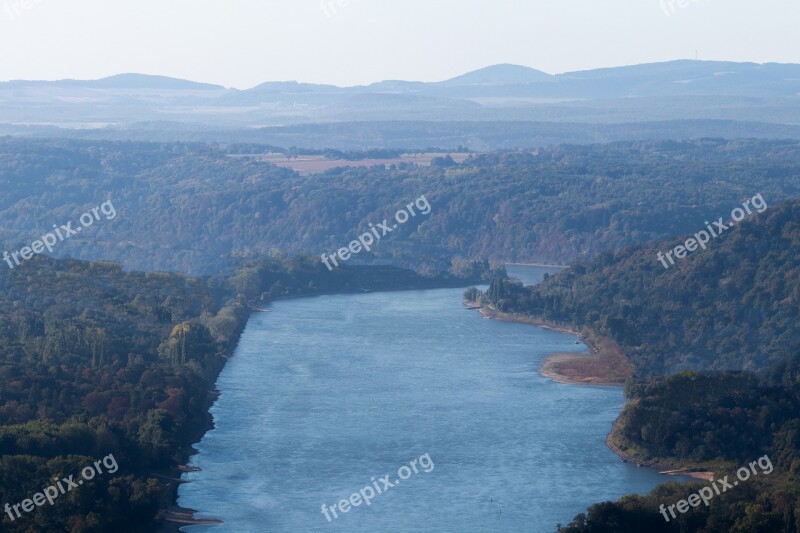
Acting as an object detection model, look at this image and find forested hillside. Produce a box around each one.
[470,199,800,376]
[0,255,249,531]
[3,138,800,275]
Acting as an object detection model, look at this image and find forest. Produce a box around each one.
[3,137,800,275]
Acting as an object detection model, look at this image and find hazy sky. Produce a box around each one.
[0,0,797,88]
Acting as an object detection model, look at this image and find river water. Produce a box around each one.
[178,267,673,532]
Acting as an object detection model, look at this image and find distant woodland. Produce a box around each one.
[2,138,800,275]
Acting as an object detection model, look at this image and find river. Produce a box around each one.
[177,266,674,532]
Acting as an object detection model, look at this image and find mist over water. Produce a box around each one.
[178,267,677,532]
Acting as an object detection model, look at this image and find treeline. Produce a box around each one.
[229,254,489,302]
[467,199,800,377]
[3,138,800,275]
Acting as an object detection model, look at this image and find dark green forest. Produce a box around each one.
[3,138,800,275]
[615,366,800,467]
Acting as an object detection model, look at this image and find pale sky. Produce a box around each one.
[0,0,797,89]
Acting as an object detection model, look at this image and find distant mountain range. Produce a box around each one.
[0,73,224,91]
[2,60,800,148]
[5,60,798,95]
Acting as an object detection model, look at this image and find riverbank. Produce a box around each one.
[540,353,616,385]
[158,371,231,531]
[161,507,223,530]
[158,468,224,531]
[468,303,632,386]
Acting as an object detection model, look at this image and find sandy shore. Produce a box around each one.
[156,465,223,531]
[468,303,627,386]
[162,506,223,527]
[539,353,620,386]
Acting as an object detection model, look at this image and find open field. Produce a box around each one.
[234,152,473,174]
